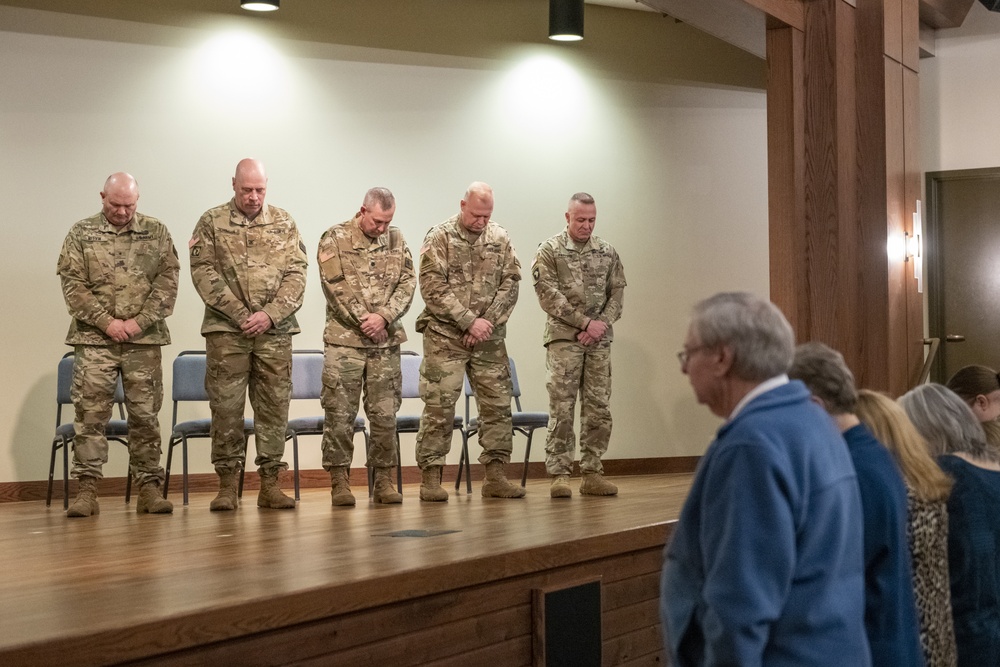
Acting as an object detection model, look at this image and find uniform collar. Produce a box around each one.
[99,213,136,234]
[560,229,593,252]
[350,214,386,250]
[451,214,487,244]
[228,198,271,227]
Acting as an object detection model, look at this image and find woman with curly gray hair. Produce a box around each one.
[900,383,1000,667]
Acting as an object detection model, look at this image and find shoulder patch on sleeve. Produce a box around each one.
[188,235,199,249]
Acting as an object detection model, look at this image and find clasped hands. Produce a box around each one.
[105,318,142,343]
[577,318,608,347]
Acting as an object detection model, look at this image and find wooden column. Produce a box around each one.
[766,0,923,394]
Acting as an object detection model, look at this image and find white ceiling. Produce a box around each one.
[587,0,656,12]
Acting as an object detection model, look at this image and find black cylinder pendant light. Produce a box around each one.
[549,0,584,41]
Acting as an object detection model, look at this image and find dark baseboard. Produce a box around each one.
[0,456,700,504]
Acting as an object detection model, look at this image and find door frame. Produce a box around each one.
[925,166,1000,382]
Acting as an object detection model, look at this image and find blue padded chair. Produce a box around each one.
[48,352,132,509]
[163,351,254,506]
[285,349,368,500]
[458,356,548,489]
[396,351,470,493]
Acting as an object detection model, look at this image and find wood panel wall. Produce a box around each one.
[766,0,924,395]
[122,538,668,666]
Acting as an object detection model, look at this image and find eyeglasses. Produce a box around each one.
[676,345,708,367]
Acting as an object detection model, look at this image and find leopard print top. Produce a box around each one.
[907,490,958,667]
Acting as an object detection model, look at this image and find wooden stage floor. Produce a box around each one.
[0,473,693,666]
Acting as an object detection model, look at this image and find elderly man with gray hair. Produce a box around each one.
[661,292,870,667]
[789,342,923,667]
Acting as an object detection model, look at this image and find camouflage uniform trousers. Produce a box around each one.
[544,340,613,475]
[205,332,292,475]
[320,344,402,469]
[415,330,513,468]
[71,344,166,486]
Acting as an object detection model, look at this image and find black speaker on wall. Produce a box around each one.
[980,0,1000,12]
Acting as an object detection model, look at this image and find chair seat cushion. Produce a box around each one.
[469,413,548,430]
[396,415,421,432]
[513,412,550,428]
[286,416,366,434]
[55,420,130,440]
[172,418,253,439]
[287,416,325,434]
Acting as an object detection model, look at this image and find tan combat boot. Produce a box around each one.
[67,476,100,517]
[419,465,449,502]
[481,460,526,498]
[209,471,239,511]
[330,466,356,507]
[258,469,296,509]
[550,474,572,499]
[136,480,173,514]
[373,467,403,504]
[579,472,618,496]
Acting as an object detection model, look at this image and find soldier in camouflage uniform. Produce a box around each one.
[317,187,415,506]
[414,182,525,501]
[190,158,308,511]
[532,192,626,498]
[56,172,178,517]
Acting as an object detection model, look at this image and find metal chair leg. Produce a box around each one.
[521,433,533,487]
[163,439,174,498]
[63,439,70,510]
[182,438,190,506]
[292,434,300,501]
[463,433,472,494]
[47,438,60,507]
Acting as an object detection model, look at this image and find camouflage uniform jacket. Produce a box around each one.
[57,211,179,346]
[317,214,415,348]
[415,214,520,341]
[190,199,308,335]
[531,230,626,345]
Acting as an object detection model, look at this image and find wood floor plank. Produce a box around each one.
[0,473,692,665]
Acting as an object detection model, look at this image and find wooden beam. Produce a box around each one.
[918,0,975,28]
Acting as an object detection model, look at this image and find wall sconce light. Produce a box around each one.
[241,0,279,11]
[549,0,584,41]
[906,200,923,293]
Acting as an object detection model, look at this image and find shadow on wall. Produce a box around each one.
[10,364,130,486]
[10,370,57,484]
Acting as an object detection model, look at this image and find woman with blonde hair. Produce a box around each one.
[856,389,956,667]
[900,383,1000,667]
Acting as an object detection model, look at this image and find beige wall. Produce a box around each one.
[0,4,768,483]
[921,3,1000,172]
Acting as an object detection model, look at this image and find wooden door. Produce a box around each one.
[926,167,1000,382]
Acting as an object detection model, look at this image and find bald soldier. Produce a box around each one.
[317,187,415,506]
[532,193,626,497]
[57,172,179,517]
[414,182,524,501]
[190,158,308,511]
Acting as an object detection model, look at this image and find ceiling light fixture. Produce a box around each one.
[549,0,584,42]
[241,0,279,11]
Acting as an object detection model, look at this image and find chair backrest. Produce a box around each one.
[57,353,127,427]
[400,353,422,400]
[57,353,125,406]
[172,351,208,402]
[463,357,523,399]
[290,350,324,400]
[463,356,525,418]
